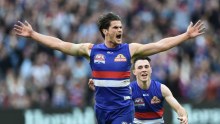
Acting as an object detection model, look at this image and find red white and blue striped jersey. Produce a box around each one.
[130,80,164,120]
[90,43,132,109]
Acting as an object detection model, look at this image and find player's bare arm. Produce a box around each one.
[161,84,188,124]
[13,21,92,59]
[129,20,205,59]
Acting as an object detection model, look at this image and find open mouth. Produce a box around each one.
[141,73,148,77]
[116,34,122,39]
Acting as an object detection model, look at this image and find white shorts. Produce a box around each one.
[133,117,164,124]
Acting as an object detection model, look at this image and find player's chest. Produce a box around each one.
[133,91,162,107]
[92,51,130,69]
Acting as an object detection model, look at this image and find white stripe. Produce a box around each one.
[134,118,164,124]
[94,79,130,87]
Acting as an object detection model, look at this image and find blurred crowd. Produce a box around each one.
[0,0,220,109]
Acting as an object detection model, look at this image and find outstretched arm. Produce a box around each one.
[161,84,188,124]
[130,20,205,59]
[14,21,92,58]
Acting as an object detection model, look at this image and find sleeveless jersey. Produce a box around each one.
[130,80,164,120]
[90,43,132,110]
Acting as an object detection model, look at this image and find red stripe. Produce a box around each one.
[92,71,130,78]
[135,109,164,119]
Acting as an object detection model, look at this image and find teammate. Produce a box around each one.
[88,56,188,124]
[14,12,202,124]
[131,57,188,124]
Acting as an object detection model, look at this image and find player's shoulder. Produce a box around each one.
[130,81,137,87]
[91,43,104,49]
[151,80,164,91]
[88,43,94,49]
[160,83,169,90]
[151,80,162,85]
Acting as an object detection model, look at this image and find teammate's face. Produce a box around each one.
[104,20,123,45]
[133,60,152,82]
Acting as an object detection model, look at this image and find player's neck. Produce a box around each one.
[138,79,151,90]
[105,36,118,48]
[105,41,118,48]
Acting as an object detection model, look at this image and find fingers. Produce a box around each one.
[13,21,25,35]
[197,21,204,29]
[89,84,93,89]
[198,23,206,34]
[14,21,24,32]
[13,28,22,35]
[17,21,25,27]
[13,24,23,34]
[88,79,92,84]
[177,117,184,122]
[187,22,193,30]
[88,79,95,91]
[89,84,95,91]
[194,20,206,32]
[177,117,182,121]
[89,79,94,84]
[195,20,205,30]
[198,30,205,36]
[177,117,188,124]
[194,20,202,27]
[15,20,30,28]
[24,20,31,27]
[196,27,206,36]
[14,24,22,31]
[189,21,193,27]
[189,20,206,37]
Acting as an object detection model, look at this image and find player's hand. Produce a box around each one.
[88,79,95,91]
[14,20,33,37]
[186,20,205,39]
[177,116,188,124]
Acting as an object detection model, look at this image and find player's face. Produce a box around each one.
[105,21,123,45]
[133,60,152,82]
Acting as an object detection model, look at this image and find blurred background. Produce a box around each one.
[0,0,220,124]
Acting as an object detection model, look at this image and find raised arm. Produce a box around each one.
[14,21,92,58]
[130,20,205,59]
[161,84,188,124]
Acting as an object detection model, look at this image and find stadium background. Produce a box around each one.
[0,0,219,124]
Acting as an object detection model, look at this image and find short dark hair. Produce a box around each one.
[132,56,151,69]
[97,12,121,38]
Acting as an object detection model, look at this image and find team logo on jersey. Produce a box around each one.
[134,98,145,107]
[143,93,149,96]
[114,54,127,62]
[151,96,161,104]
[94,54,105,64]
[107,51,113,54]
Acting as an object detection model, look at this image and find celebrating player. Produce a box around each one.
[14,12,202,124]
